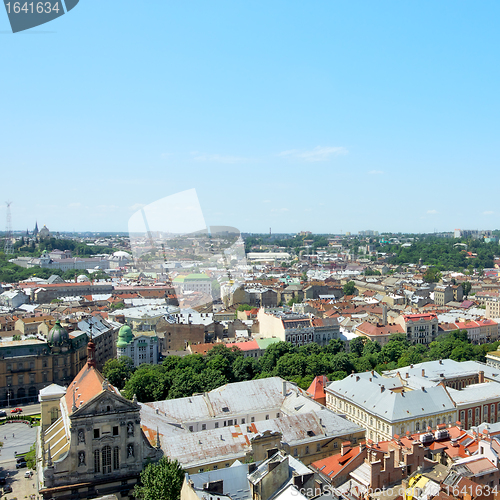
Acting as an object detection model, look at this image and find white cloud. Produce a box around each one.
[271,208,289,213]
[277,146,348,162]
[368,170,384,175]
[483,211,494,215]
[427,209,438,214]
[191,152,249,164]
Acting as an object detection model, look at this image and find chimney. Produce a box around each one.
[341,441,351,456]
[282,380,287,396]
[382,304,387,326]
[380,385,385,393]
[405,373,409,379]
[356,376,360,382]
[479,371,485,384]
[421,369,425,377]
[439,359,443,365]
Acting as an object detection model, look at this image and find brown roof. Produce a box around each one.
[65,362,117,415]
[356,321,404,337]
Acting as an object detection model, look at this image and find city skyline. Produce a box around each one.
[1,1,499,233]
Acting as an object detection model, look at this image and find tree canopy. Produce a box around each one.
[134,457,185,500]
[119,330,500,403]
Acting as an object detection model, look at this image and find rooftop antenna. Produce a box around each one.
[4,201,13,255]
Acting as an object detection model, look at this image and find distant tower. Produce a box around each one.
[33,221,39,237]
[4,201,13,255]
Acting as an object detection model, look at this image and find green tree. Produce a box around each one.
[423,267,442,283]
[134,456,185,500]
[343,281,356,296]
[349,337,366,357]
[102,356,135,389]
[462,281,472,297]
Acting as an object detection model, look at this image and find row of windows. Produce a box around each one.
[189,413,281,432]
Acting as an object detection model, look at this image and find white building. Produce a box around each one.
[116,324,159,367]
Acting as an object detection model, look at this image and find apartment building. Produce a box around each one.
[395,313,438,345]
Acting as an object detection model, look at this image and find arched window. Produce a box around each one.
[422,421,426,430]
[102,446,111,474]
[436,418,440,426]
[94,450,100,473]
[113,447,120,470]
[416,422,420,431]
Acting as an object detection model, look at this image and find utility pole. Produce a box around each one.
[4,201,13,255]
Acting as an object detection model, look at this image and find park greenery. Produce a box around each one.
[105,330,500,404]
[243,233,498,273]
[134,456,185,500]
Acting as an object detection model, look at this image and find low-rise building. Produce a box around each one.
[116,325,159,367]
[140,377,364,474]
[0,320,88,406]
[395,313,438,345]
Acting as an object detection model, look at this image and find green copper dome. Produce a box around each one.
[48,320,69,346]
[117,324,134,348]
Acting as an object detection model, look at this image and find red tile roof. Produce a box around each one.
[307,375,329,401]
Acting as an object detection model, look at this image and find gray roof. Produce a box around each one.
[186,461,252,500]
[327,372,456,422]
[140,377,362,468]
[447,382,500,405]
[384,359,500,389]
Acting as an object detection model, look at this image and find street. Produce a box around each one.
[0,423,38,499]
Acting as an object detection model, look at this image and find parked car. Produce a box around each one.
[16,461,27,469]
[0,475,6,485]
[16,457,26,464]
[0,410,6,417]
[3,485,12,493]
[24,470,33,478]
[10,407,22,414]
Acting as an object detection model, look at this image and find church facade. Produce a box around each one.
[37,338,162,499]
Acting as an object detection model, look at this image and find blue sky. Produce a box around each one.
[1,1,499,234]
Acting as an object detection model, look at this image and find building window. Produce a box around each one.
[113,426,119,436]
[476,408,480,418]
[30,361,34,370]
[241,418,245,424]
[189,426,193,432]
[251,417,255,423]
[50,407,58,424]
[305,446,309,454]
[316,443,321,452]
[94,429,100,439]
[293,448,298,456]
[215,422,219,429]
[333,442,338,449]
[265,415,269,420]
[202,424,206,431]
[467,409,472,420]
[94,450,100,473]
[276,413,280,418]
[213,465,218,470]
[113,447,120,470]
[416,423,420,432]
